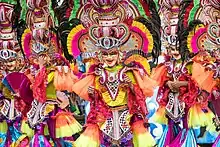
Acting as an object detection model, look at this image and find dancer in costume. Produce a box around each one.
[55,0,162,146]
[183,0,220,144]
[57,36,158,147]
[188,0,220,129]
[151,0,219,146]
[0,1,32,146]
[186,1,220,144]
[21,0,82,146]
[151,42,218,147]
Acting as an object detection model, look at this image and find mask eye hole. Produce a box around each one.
[109,51,118,55]
[101,51,108,56]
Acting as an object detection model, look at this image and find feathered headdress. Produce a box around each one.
[66,0,161,65]
[0,0,25,71]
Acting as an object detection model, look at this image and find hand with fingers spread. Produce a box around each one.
[56,91,70,109]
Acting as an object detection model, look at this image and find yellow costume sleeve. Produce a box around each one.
[46,72,56,100]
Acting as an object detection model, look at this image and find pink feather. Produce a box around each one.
[71,29,88,58]
[191,27,206,53]
[130,27,149,53]
[23,33,32,57]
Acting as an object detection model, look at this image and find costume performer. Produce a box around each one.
[21,0,82,146]
[185,0,220,145]
[151,0,219,146]
[0,0,32,146]
[54,0,162,146]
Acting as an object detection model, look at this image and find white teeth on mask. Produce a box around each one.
[57,66,62,72]
[64,66,69,73]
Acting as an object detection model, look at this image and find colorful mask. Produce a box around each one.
[0,2,24,72]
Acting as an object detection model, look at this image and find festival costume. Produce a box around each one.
[151,57,217,146]
[184,1,220,133]
[0,0,218,146]
[55,54,158,147]
[183,0,220,144]
[151,0,219,146]
[21,0,82,146]
[54,1,162,146]
[0,1,33,146]
[72,64,157,147]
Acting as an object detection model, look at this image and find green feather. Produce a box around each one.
[131,0,148,18]
[20,0,28,21]
[188,0,200,24]
[153,0,160,11]
[0,0,17,5]
[49,0,58,26]
[69,0,81,20]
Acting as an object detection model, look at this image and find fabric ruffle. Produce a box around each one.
[133,70,158,97]
[169,129,197,147]
[178,74,199,107]
[71,75,95,101]
[213,135,220,147]
[0,120,8,134]
[29,124,52,147]
[0,121,8,146]
[52,111,82,138]
[46,72,56,100]
[128,85,149,116]
[21,119,34,138]
[10,134,29,147]
[30,134,52,147]
[150,64,169,86]
[6,124,29,147]
[152,106,168,125]
[74,124,100,147]
[32,67,47,103]
[188,103,215,128]
[131,120,156,147]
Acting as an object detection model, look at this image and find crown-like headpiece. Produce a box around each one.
[89,22,130,50]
